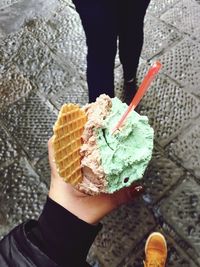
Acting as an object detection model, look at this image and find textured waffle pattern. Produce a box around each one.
[53,104,87,185]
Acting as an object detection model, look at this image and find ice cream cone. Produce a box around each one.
[52,103,87,185]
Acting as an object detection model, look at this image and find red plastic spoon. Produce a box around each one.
[112,61,162,134]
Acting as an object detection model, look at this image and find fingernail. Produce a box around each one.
[130,184,144,198]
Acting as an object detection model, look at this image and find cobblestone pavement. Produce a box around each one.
[1,0,200,266]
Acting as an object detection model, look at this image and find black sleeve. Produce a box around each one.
[27,197,102,267]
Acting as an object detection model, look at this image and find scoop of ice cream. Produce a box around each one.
[78,94,154,195]
[96,97,154,193]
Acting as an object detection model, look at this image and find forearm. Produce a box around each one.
[27,197,102,267]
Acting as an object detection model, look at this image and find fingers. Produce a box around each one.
[47,137,144,224]
[48,137,61,179]
[48,137,53,165]
[106,183,144,210]
[48,137,54,165]
[112,184,144,207]
[83,184,144,224]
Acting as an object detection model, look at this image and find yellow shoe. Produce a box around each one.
[143,232,167,267]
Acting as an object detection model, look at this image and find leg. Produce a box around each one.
[118,0,150,81]
[72,0,118,102]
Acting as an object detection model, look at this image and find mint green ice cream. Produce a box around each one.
[96,97,154,193]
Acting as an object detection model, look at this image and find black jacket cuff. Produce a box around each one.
[28,197,102,267]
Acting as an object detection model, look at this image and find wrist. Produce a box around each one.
[37,197,102,266]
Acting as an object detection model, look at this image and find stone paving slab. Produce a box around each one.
[34,154,50,187]
[161,0,200,36]
[26,18,61,47]
[142,14,182,60]
[0,29,6,40]
[0,124,19,168]
[89,200,156,267]
[191,25,200,43]
[114,65,124,99]
[0,91,57,162]
[167,119,200,181]
[50,82,88,109]
[0,0,59,35]
[0,65,33,110]
[157,36,200,96]
[0,158,47,238]
[25,1,69,47]
[143,145,184,205]
[13,32,54,80]
[121,227,198,267]
[35,56,78,97]
[0,0,18,9]
[147,0,181,17]
[0,29,24,68]
[51,6,87,77]
[25,0,75,46]
[159,176,200,265]
[1,0,200,266]
[28,5,87,77]
[137,62,200,146]
[162,219,199,260]
[58,0,74,8]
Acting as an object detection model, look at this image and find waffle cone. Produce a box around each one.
[52,103,87,185]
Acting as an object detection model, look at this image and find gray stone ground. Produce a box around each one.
[1,0,200,266]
